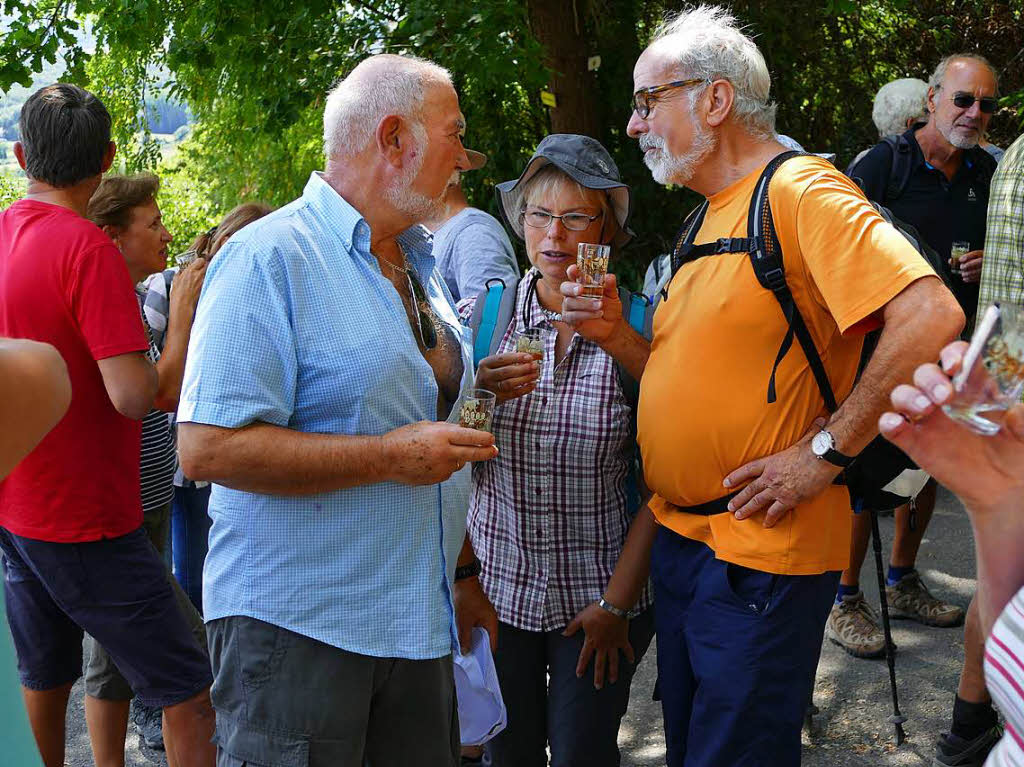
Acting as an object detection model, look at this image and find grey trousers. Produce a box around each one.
[207,615,460,767]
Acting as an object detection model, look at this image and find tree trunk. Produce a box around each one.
[525,0,601,138]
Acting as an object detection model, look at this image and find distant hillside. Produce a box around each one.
[0,58,191,141]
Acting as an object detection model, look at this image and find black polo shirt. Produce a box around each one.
[849,126,995,315]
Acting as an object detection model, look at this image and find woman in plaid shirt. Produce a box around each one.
[454,135,657,767]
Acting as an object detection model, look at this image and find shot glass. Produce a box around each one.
[175,248,199,269]
[950,240,970,277]
[576,243,610,298]
[942,302,1024,435]
[456,388,497,433]
[514,328,545,359]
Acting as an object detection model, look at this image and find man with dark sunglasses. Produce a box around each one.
[844,53,1002,767]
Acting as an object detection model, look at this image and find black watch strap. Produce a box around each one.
[454,559,482,581]
[822,447,854,468]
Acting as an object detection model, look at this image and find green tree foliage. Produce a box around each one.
[1,0,1021,286]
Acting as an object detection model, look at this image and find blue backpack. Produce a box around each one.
[467,274,654,516]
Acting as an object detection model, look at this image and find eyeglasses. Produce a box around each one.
[405,269,438,351]
[631,77,707,119]
[522,209,603,232]
[950,93,998,114]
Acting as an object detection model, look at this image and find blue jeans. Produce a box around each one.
[170,484,211,613]
[484,608,655,767]
[651,527,839,767]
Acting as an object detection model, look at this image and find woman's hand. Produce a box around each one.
[475,352,540,404]
[169,257,208,325]
[879,340,1024,513]
[563,602,634,689]
[559,265,624,344]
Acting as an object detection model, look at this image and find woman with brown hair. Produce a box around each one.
[85,172,212,764]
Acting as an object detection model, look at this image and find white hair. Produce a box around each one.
[872,78,928,137]
[323,54,452,160]
[649,4,776,138]
[928,53,999,96]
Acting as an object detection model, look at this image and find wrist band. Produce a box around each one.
[597,596,628,619]
[454,559,482,581]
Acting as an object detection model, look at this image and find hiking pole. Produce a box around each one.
[866,502,907,745]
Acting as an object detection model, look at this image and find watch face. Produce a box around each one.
[811,431,831,456]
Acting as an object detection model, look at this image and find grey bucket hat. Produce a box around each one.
[495,134,634,248]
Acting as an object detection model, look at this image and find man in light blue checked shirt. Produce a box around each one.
[177,54,498,767]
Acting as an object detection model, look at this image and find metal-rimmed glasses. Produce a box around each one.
[522,208,602,232]
[631,77,708,119]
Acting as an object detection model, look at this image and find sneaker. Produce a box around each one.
[933,727,1002,766]
[825,591,887,659]
[886,571,965,627]
[131,700,164,751]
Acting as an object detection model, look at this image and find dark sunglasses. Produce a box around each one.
[405,270,438,351]
[951,93,998,113]
[631,77,707,119]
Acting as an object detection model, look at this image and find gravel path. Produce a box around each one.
[65,488,975,766]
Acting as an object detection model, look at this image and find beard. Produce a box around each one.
[937,118,980,150]
[640,122,717,186]
[382,124,448,221]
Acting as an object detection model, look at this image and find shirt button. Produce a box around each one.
[536,528,543,537]
[535,441,542,450]
[541,397,548,405]
[534,487,542,495]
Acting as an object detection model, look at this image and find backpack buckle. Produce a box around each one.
[763,267,787,292]
[714,238,732,254]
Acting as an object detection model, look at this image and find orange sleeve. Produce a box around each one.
[783,167,938,335]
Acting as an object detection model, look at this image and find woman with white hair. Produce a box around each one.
[873,77,929,138]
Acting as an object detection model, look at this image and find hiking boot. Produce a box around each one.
[825,591,887,658]
[933,727,1002,766]
[131,700,164,751]
[886,571,965,627]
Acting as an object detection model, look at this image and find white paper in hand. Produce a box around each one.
[453,626,507,746]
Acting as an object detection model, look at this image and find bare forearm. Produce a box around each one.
[600,324,650,381]
[830,280,963,454]
[971,511,1024,637]
[604,507,657,610]
[457,533,478,568]
[178,421,387,495]
[153,320,192,412]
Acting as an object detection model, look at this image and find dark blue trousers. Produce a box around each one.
[651,527,839,767]
[170,484,211,613]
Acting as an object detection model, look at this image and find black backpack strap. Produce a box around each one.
[882,134,914,203]
[662,201,710,301]
[747,151,839,413]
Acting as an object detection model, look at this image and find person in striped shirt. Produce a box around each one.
[881,340,1024,766]
[85,173,209,760]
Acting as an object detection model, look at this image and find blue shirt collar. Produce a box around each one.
[302,171,435,276]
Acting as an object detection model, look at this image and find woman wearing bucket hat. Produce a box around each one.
[453,134,657,767]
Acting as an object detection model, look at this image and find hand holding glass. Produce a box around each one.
[942,302,1024,435]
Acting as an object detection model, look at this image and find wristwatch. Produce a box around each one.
[811,429,854,468]
[597,597,629,619]
[454,559,482,581]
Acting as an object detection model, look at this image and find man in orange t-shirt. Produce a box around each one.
[560,6,964,767]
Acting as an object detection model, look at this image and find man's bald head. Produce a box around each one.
[323,54,453,160]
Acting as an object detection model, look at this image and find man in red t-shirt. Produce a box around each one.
[0,84,214,767]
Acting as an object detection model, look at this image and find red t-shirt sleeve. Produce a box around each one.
[69,242,149,361]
